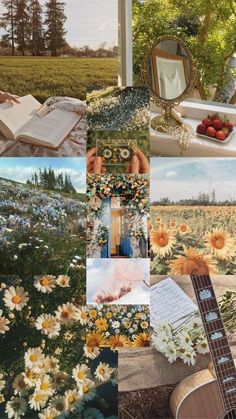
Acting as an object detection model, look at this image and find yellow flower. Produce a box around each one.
[156,216,162,223]
[140,321,149,329]
[95,318,108,332]
[108,335,130,349]
[86,332,107,348]
[132,333,150,347]
[170,246,218,275]
[169,219,177,228]
[151,226,176,257]
[105,311,113,319]
[123,321,131,329]
[178,223,190,235]
[89,309,97,319]
[204,229,235,259]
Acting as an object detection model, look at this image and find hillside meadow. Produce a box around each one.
[0,57,118,102]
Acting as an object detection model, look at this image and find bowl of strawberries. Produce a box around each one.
[196,113,234,143]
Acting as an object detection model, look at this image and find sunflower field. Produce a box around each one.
[150,206,236,275]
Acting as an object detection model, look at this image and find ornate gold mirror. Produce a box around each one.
[144,36,197,154]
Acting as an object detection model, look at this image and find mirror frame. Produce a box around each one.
[144,35,197,108]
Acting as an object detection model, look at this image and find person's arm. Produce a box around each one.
[0,91,20,104]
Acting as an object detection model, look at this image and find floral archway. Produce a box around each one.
[87,175,149,258]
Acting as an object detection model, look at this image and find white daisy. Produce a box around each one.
[78,380,96,401]
[76,306,87,325]
[29,390,48,410]
[12,373,28,395]
[34,275,56,293]
[43,356,60,373]
[178,332,193,350]
[35,314,61,339]
[95,362,113,382]
[165,341,177,364]
[24,348,45,372]
[5,396,27,419]
[56,275,70,287]
[0,310,10,334]
[178,347,196,366]
[196,337,209,355]
[3,286,29,311]
[55,302,78,325]
[64,389,80,412]
[72,364,90,385]
[111,321,120,329]
[35,375,55,396]
[22,369,38,387]
[38,407,59,419]
[83,345,100,359]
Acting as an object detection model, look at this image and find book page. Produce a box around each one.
[150,277,197,327]
[17,109,80,148]
[0,95,40,139]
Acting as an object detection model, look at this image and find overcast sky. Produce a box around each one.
[0,0,118,49]
[0,157,86,193]
[151,157,236,202]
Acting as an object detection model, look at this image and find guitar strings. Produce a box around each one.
[191,274,236,416]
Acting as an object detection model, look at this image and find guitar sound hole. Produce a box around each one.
[224,410,236,419]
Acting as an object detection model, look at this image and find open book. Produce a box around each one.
[0,95,82,149]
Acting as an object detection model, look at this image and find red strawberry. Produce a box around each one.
[210,113,219,121]
[197,123,206,134]
[212,118,223,130]
[216,130,226,141]
[206,126,216,137]
[202,118,211,127]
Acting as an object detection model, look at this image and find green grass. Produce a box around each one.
[0,56,118,102]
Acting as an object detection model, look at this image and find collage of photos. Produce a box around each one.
[0,0,236,418]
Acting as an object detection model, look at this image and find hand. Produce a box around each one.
[126,148,150,174]
[87,147,106,174]
[0,91,20,104]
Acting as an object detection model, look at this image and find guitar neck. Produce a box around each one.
[191,274,236,412]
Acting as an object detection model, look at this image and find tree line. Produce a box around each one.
[152,190,236,206]
[0,0,66,56]
[27,167,76,194]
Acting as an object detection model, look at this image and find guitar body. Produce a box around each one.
[170,367,227,418]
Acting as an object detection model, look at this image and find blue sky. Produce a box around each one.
[0,157,86,192]
[0,0,118,49]
[151,157,236,202]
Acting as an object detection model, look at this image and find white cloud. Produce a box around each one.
[165,171,178,178]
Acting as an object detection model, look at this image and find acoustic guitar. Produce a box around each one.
[170,274,236,419]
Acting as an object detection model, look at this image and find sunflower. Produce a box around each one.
[108,335,130,349]
[169,219,177,229]
[132,333,150,347]
[95,318,108,332]
[151,226,176,257]
[170,246,218,275]
[204,229,235,259]
[178,223,190,235]
[86,332,107,348]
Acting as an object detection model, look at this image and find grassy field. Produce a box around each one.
[0,56,118,102]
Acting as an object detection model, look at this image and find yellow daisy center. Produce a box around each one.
[68,395,75,404]
[83,385,89,393]
[12,295,22,304]
[40,382,49,390]
[61,310,70,318]
[42,320,50,329]
[35,393,43,402]
[81,312,87,320]
[99,367,105,375]
[40,277,50,286]
[29,354,38,363]
[77,371,86,379]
